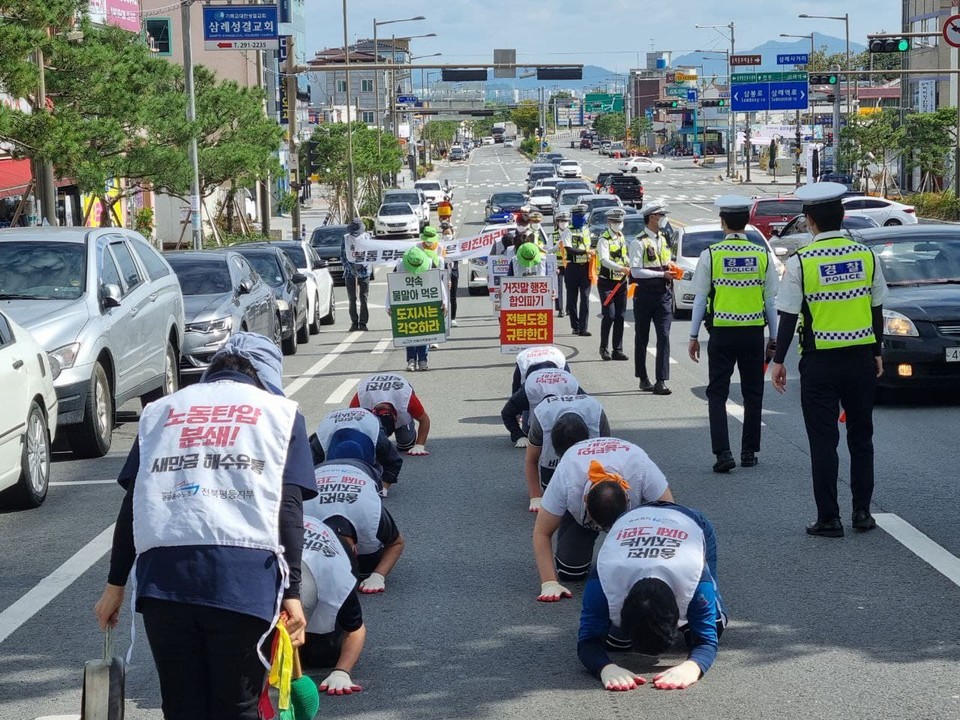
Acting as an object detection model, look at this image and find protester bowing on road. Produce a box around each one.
[310,407,404,497]
[501,367,582,447]
[350,371,433,459]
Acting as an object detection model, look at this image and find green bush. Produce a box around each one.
[214,232,272,248]
[519,137,539,157]
[910,191,960,221]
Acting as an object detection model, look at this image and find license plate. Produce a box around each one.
[947,347,960,362]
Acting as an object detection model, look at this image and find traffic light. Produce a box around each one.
[701,99,727,108]
[869,37,909,53]
[654,100,679,109]
[809,73,839,85]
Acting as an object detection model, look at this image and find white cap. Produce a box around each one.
[794,182,847,207]
[714,195,753,213]
[640,200,670,218]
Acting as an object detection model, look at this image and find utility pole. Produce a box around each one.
[34,45,57,226]
[285,35,302,239]
[342,0,355,217]
[831,64,841,173]
[181,0,202,249]
[744,118,751,182]
[795,109,802,187]
[255,49,271,236]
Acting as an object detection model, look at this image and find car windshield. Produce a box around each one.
[493,193,525,204]
[843,215,879,229]
[755,200,804,216]
[386,193,418,205]
[417,182,442,191]
[281,246,306,267]
[169,258,232,295]
[622,218,647,237]
[869,238,960,284]
[584,198,619,210]
[0,241,87,300]
[681,230,768,257]
[243,254,284,287]
[380,204,413,216]
[560,160,577,166]
[311,227,347,246]
[559,191,589,205]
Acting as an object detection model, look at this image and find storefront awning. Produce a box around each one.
[0,159,32,200]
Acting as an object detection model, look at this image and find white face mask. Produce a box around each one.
[609,222,623,232]
[557,221,570,230]
[530,222,541,231]
[658,216,669,229]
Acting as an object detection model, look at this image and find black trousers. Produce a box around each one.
[799,347,877,523]
[555,267,565,312]
[633,288,673,382]
[555,512,599,582]
[449,266,459,320]
[706,326,765,455]
[564,264,591,332]
[597,277,626,352]
[140,598,272,720]
[345,275,369,326]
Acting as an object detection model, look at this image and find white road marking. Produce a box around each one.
[372,338,392,354]
[0,524,115,645]
[875,514,960,588]
[726,400,766,426]
[50,479,117,487]
[325,378,359,404]
[646,347,678,364]
[285,331,362,398]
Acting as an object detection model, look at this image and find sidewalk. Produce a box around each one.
[270,185,330,239]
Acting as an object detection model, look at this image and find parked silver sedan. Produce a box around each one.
[166,251,279,378]
[0,228,185,458]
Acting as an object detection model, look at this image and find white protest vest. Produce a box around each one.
[302,516,357,635]
[357,373,415,426]
[598,506,706,627]
[315,408,381,453]
[304,463,383,556]
[510,259,547,277]
[534,395,604,470]
[524,369,580,412]
[132,380,297,555]
[516,345,567,383]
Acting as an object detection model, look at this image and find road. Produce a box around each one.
[4,142,960,720]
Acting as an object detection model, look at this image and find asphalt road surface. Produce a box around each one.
[5,142,960,720]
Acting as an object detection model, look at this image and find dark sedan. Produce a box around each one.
[770,214,880,259]
[310,224,376,285]
[857,226,960,389]
[587,207,642,240]
[230,246,308,355]
[485,191,529,223]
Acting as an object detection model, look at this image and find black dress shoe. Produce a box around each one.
[806,519,844,537]
[652,381,672,395]
[558,310,565,317]
[852,509,877,531]
[349,323,360,331]
[579,330,592,337]
[740,452,758,467]
[599,348,612,361]
[639,379,654,392]
[359,324,369,331]
[611,350,629,361]
[713,451,736,473]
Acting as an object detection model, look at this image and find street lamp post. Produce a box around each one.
[780,32,815,187]
[373,16,425,158]
[695,22,736,178]
[799,14,851,117]
[696,50,731,170]
[341,0,356,218]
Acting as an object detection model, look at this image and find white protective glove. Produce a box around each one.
[600,664,646,692]
[515,437,529,448]
[528,497,542,513]
[359,572,386,594]
[319,669,362,695]
[537,580,572,603]
[407,444,430,456]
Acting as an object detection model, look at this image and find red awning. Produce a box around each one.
[0,158,32,200]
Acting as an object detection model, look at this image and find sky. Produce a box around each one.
[305,0,902,74]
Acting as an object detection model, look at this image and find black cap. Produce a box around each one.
[347,217,364,234]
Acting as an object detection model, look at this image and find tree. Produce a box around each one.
[901,108,956,191]
[593,112,625,141]
[839,110,903,195]
[630,116,653,143]
[511,101,540,138]
[421,120,459,149]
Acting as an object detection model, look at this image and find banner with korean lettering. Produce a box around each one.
[345,227,507,266]
[388,269,446,347]
[499,277,554,353]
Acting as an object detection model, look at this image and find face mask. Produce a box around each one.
[557,221,570,230]
[530,222,541,231]
[442,232,453,239]
[658,216,668,230]
[609,222,623,232]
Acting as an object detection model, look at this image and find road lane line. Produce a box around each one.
[285,331,362,398]
[325,378,359,404]
[50,479,117,487]
[372,338,392,354]
[875,514,960,588]
[646,347,678,364]
[0,524,114,645]
[726,400,766,426]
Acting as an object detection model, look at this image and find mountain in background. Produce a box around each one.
[484,65,625,95]
[673,34,865,78]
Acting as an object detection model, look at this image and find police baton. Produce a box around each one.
[601,278,627,307]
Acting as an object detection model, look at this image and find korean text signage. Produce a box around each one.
[777,53,809,65]
[202,4,280,51]
[388,270,446,347]
[730,71,809,112]
[730,54,762,66]
[499,277,554,353]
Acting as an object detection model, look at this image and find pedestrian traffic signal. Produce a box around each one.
[701,99,727,108]
[869,37,909,53]
[654,100,679,109]
[809,73,839,85]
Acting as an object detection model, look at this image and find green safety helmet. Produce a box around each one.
[420,225,439,246]
[402,246,430,274]
[516,242,543,268]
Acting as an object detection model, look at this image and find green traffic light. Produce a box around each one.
[828,75,838,85]
[897,38,909,52]
[717,99,726,106]
[671,100,678,107]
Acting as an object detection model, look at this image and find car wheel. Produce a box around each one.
[631,166,639,173]
[296,307,310,344]
[273,314,283,349]
[282,320,299,355]
[655,166,663,172]
[67,361,113,459]
[309,294,322,334]
[883,218,901,226]
[141,341,179,407]
[320,288,336,325]
[1,401,51,509]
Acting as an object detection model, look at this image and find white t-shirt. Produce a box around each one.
[524,368,580,412]
[357,373,415,426]
[302,516,357,635]
[534,395,604,470]
[516,346,567,383]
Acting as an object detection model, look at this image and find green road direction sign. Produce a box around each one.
[666,86,690,97]
[732,71,808,84]
[584,93,624,113]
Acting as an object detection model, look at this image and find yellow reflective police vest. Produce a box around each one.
[708,236,768,327]
[561,230,591,266]
[796,236,876,351]
[638,231,671,269]
[598,230,627,281]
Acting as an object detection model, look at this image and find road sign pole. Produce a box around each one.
[795,108,802,187]
[285,35,302,240]
[744,116,751,182]
[181,0,202,249]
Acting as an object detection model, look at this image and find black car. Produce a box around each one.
[311,224,348,284]
[587,207,643,241]
[856,226,960,390]
[231,245,308,356]
[594,171,622,193]
[600,174,644,207]
[486,191,529,223]
[769,214,880,258]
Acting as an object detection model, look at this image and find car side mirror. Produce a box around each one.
[292,272,308,284]
[313,258,328,269]
[774,246,789,257]
[769,227,781,237]
[237,278,254,295]
[101,283,122,308]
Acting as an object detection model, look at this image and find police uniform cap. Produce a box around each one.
[714,195,753,213]
[516,242,543,268]
[555,211,571,221]
[794,182,847,208]
[606,208,626,222]
[640,200,670,218]
[571,204,588,215]
[529,211,544,222]
[402,246,430,274]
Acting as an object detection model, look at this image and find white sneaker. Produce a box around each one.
[451,319,458,327]
[378,486,389,498]
[430,343,439,349]
[419,361,429,371]
[406,360,417,372]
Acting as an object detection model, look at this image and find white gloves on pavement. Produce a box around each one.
[407,444,429,456]
[600,664,646,692]
[515,437,529,448]
[319,669,362,695]
[528,497,542,513]
[537,580,572,602]
[359,572,386,594]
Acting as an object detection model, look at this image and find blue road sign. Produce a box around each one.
[730,82,769,112]
[397,95,418,104]
[777,53,809,65]
[687,89,698,101]
[768,81,808,110]
[202,5,279,51]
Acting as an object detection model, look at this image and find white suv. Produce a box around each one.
[414,179,448,209]
[383,189,429,229]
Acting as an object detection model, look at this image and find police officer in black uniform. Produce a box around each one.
[770,182,888,537]
[558,205,593,335]
[595,208,630,361]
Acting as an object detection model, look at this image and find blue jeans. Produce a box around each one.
[406,345,428,362]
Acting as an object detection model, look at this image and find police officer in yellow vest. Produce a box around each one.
[559,205,594,336]
[629,200,674,394]
[595,208,630,361]
[688,196,780,473]
[770,183,888,538]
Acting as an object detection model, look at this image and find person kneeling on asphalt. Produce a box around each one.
[350,372,432,457]
[305,442,405,594]
[501,367,582,447]
[310,407,403,498]
[300,516,367,696]
[511,344,570,394]
[526,397,609,512]
[579,502,727,692]
[532,437,672,601]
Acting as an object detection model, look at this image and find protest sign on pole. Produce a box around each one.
[487,255,513,310]
[499,276,553,353]
[387,269,446,347]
